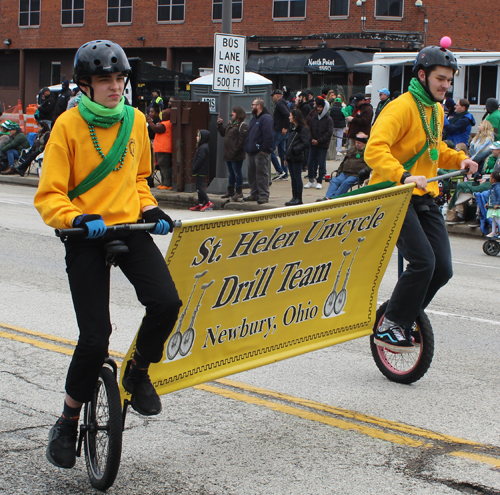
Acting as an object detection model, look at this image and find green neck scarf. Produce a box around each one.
[408,78,441,163]
[69,95,135,201]
[78,94,126,128]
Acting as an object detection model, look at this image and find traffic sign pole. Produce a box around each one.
[207,0,246,195]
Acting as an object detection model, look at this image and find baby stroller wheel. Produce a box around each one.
[483,239,500,256]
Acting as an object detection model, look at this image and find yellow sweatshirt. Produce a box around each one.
[365,92,467,197]
[34,106,157,229]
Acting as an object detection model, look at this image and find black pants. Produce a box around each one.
[385,195,453,328]
[195,175,209,205]
[288,160,304,198]
[64,231,181,403]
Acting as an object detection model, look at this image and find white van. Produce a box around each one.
[358,51,500,131]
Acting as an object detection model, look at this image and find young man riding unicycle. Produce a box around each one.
[34,40,182,469]
[364,39,478,352]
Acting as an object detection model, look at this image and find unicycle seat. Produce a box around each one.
[104,240,129,266]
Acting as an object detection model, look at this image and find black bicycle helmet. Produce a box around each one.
[73,40,131,83]
[413,45,457,76]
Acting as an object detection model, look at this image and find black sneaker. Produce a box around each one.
[122,362,162,416]
[46,418,78,469]
[374,322,417,353]
[243,195,258,202]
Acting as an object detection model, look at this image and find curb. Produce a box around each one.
[0,175,485,239]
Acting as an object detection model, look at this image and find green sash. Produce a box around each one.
[335,141,429,199]
[68,105,135,201]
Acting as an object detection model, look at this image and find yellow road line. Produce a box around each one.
[215,378,483,447]
[449,451,500,469]
[2,322,499,469]
[0,322,124,358]
[0,330,75,356]
[196,383,431,449]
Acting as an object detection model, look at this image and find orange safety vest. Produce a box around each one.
[153,120,172,153]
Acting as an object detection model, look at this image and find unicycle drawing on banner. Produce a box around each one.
[333,237,365,315]
[323,249,351,317]
[180,279,214,356]
[164,270,208,361]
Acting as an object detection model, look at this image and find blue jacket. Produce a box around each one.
[443,112,475,146]
[489,182,500,207]
[243,109,274,155]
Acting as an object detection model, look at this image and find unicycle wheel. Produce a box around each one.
[83,363,123,491]
[166,331,182,360]
[323,291,336,317]
[483,239,500,256]
[370,301,434,384]
[179,327,195,356]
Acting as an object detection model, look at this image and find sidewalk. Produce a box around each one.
[0,160,484,238]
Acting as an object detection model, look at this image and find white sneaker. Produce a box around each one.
[337,151,343,156]
[304,181,315,188]
[315,183,322,189]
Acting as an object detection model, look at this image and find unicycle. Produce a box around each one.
[76,358,124,491]
[333,237,365,315]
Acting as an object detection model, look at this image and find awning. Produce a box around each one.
[246,51,315,75]
[455,56,500,66]
[356,55,416,67]
[246,49,373,74]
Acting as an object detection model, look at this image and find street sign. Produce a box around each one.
[201,97,217,113]
[213,33,246,93]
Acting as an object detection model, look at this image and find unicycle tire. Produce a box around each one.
[83,364,123,491]
[179,327,195,356]
[370,301,434,384]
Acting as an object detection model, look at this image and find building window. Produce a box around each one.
[330,0,348,16]
[39,61,61,87]
[465,65,498,106]
[180,62,193,76]
[62,0,85,25]
[375,0,403,17]
[157,0,184,22]
[213,0,243,20]
[273,0,306,19]
[0,59,20,87]
[108,0,132,24]
[19,0,41,27]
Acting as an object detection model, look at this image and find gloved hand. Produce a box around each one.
[72,214,107,239]
[142,207,174,235]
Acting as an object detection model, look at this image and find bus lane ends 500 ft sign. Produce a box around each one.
[213,33,246,93]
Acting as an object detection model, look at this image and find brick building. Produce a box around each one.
[0,0,498,109]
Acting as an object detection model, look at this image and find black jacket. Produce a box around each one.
[53,87,73,122]
[330,103,346,128]
[217,119,248,161]
[244,109,274,155]
[309,106,334,149]
[36,94,56,122]
[273,97,290,132]
[285,124,310,162]
[298,101,313,120]
[192,130,210,176]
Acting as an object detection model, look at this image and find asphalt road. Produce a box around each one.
[1,183,499,495]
